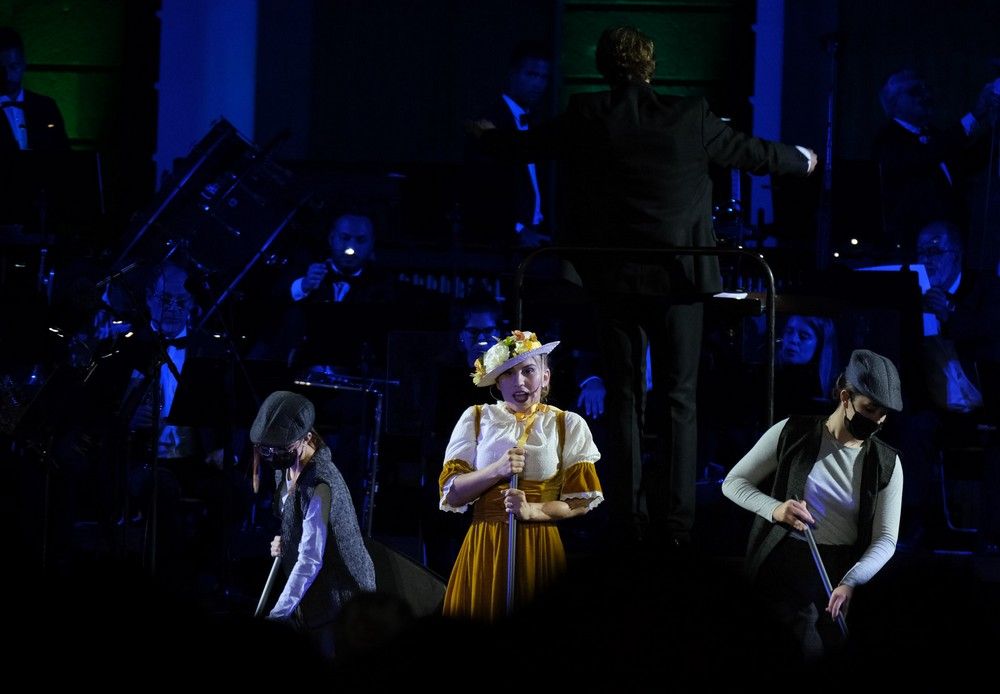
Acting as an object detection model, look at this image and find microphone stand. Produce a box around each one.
[816,33,840,271]
[363,387,384,539]
[101,268,183,577]
[146,354,162,575]
[144,326,184,577]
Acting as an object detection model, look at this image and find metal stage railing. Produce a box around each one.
[512,245,779,427]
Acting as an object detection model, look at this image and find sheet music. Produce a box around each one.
[856,263,936,336]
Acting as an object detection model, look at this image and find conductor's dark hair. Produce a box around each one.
[596,26,656,84]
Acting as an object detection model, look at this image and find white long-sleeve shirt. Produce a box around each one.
[722,418,903,587]
[269,481,329,619]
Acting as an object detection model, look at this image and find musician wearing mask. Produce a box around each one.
[722,350,904,661]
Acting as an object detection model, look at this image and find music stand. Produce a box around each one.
[294,372,399,538]
[1,362,84,570]
[162,352,250,588]
[230,358,297,423]
[165,354,236,429]
[0,150,105,234]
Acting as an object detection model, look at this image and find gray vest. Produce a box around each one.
[277,446,376,627]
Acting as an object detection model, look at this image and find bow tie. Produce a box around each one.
[0,101,25,110]
[162,336,189,349]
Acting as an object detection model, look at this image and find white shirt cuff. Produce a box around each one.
[795,146,814,173]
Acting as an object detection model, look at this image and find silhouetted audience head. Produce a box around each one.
[879,68,933,128]
[916,220,963,289]
[16,556,325,685]
[596,25,656,85]
[327,213,375,274]
[505,40,551,111]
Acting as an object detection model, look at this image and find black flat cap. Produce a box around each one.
[845,349,903,412]
[250,391,315,447]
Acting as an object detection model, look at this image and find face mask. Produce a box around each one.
[256,443,300,470]
[845,399,882,440]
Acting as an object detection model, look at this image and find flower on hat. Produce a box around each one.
[471,330,545,385]
[511,330,542,354]
[472,358,488,386]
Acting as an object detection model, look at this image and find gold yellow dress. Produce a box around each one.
[439,403,603,621]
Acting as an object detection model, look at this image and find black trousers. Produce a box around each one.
[597,295,703,542]
[755,536,855,660]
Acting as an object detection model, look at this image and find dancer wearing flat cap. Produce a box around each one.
[251,390,375,656]
[723,350,904,660]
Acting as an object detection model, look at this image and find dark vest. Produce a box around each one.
[745,416,898,581]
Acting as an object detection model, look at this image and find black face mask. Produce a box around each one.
[256,444,300,470]
[845,399,882,440]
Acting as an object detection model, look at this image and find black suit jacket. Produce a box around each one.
[292,264,397,305]
[948,271,1000,367]
[463,98,543,243]
[281,264,400,371]
[486,82,809,294]
[0,90,70,151]
[874,121,972,256]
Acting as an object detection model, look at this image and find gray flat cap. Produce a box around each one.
[250,391,315,447]
[845,349,903,412]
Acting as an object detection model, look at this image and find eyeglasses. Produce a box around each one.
[254,441,302,468]
[149,292,193,309]
[254,441,300,457]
